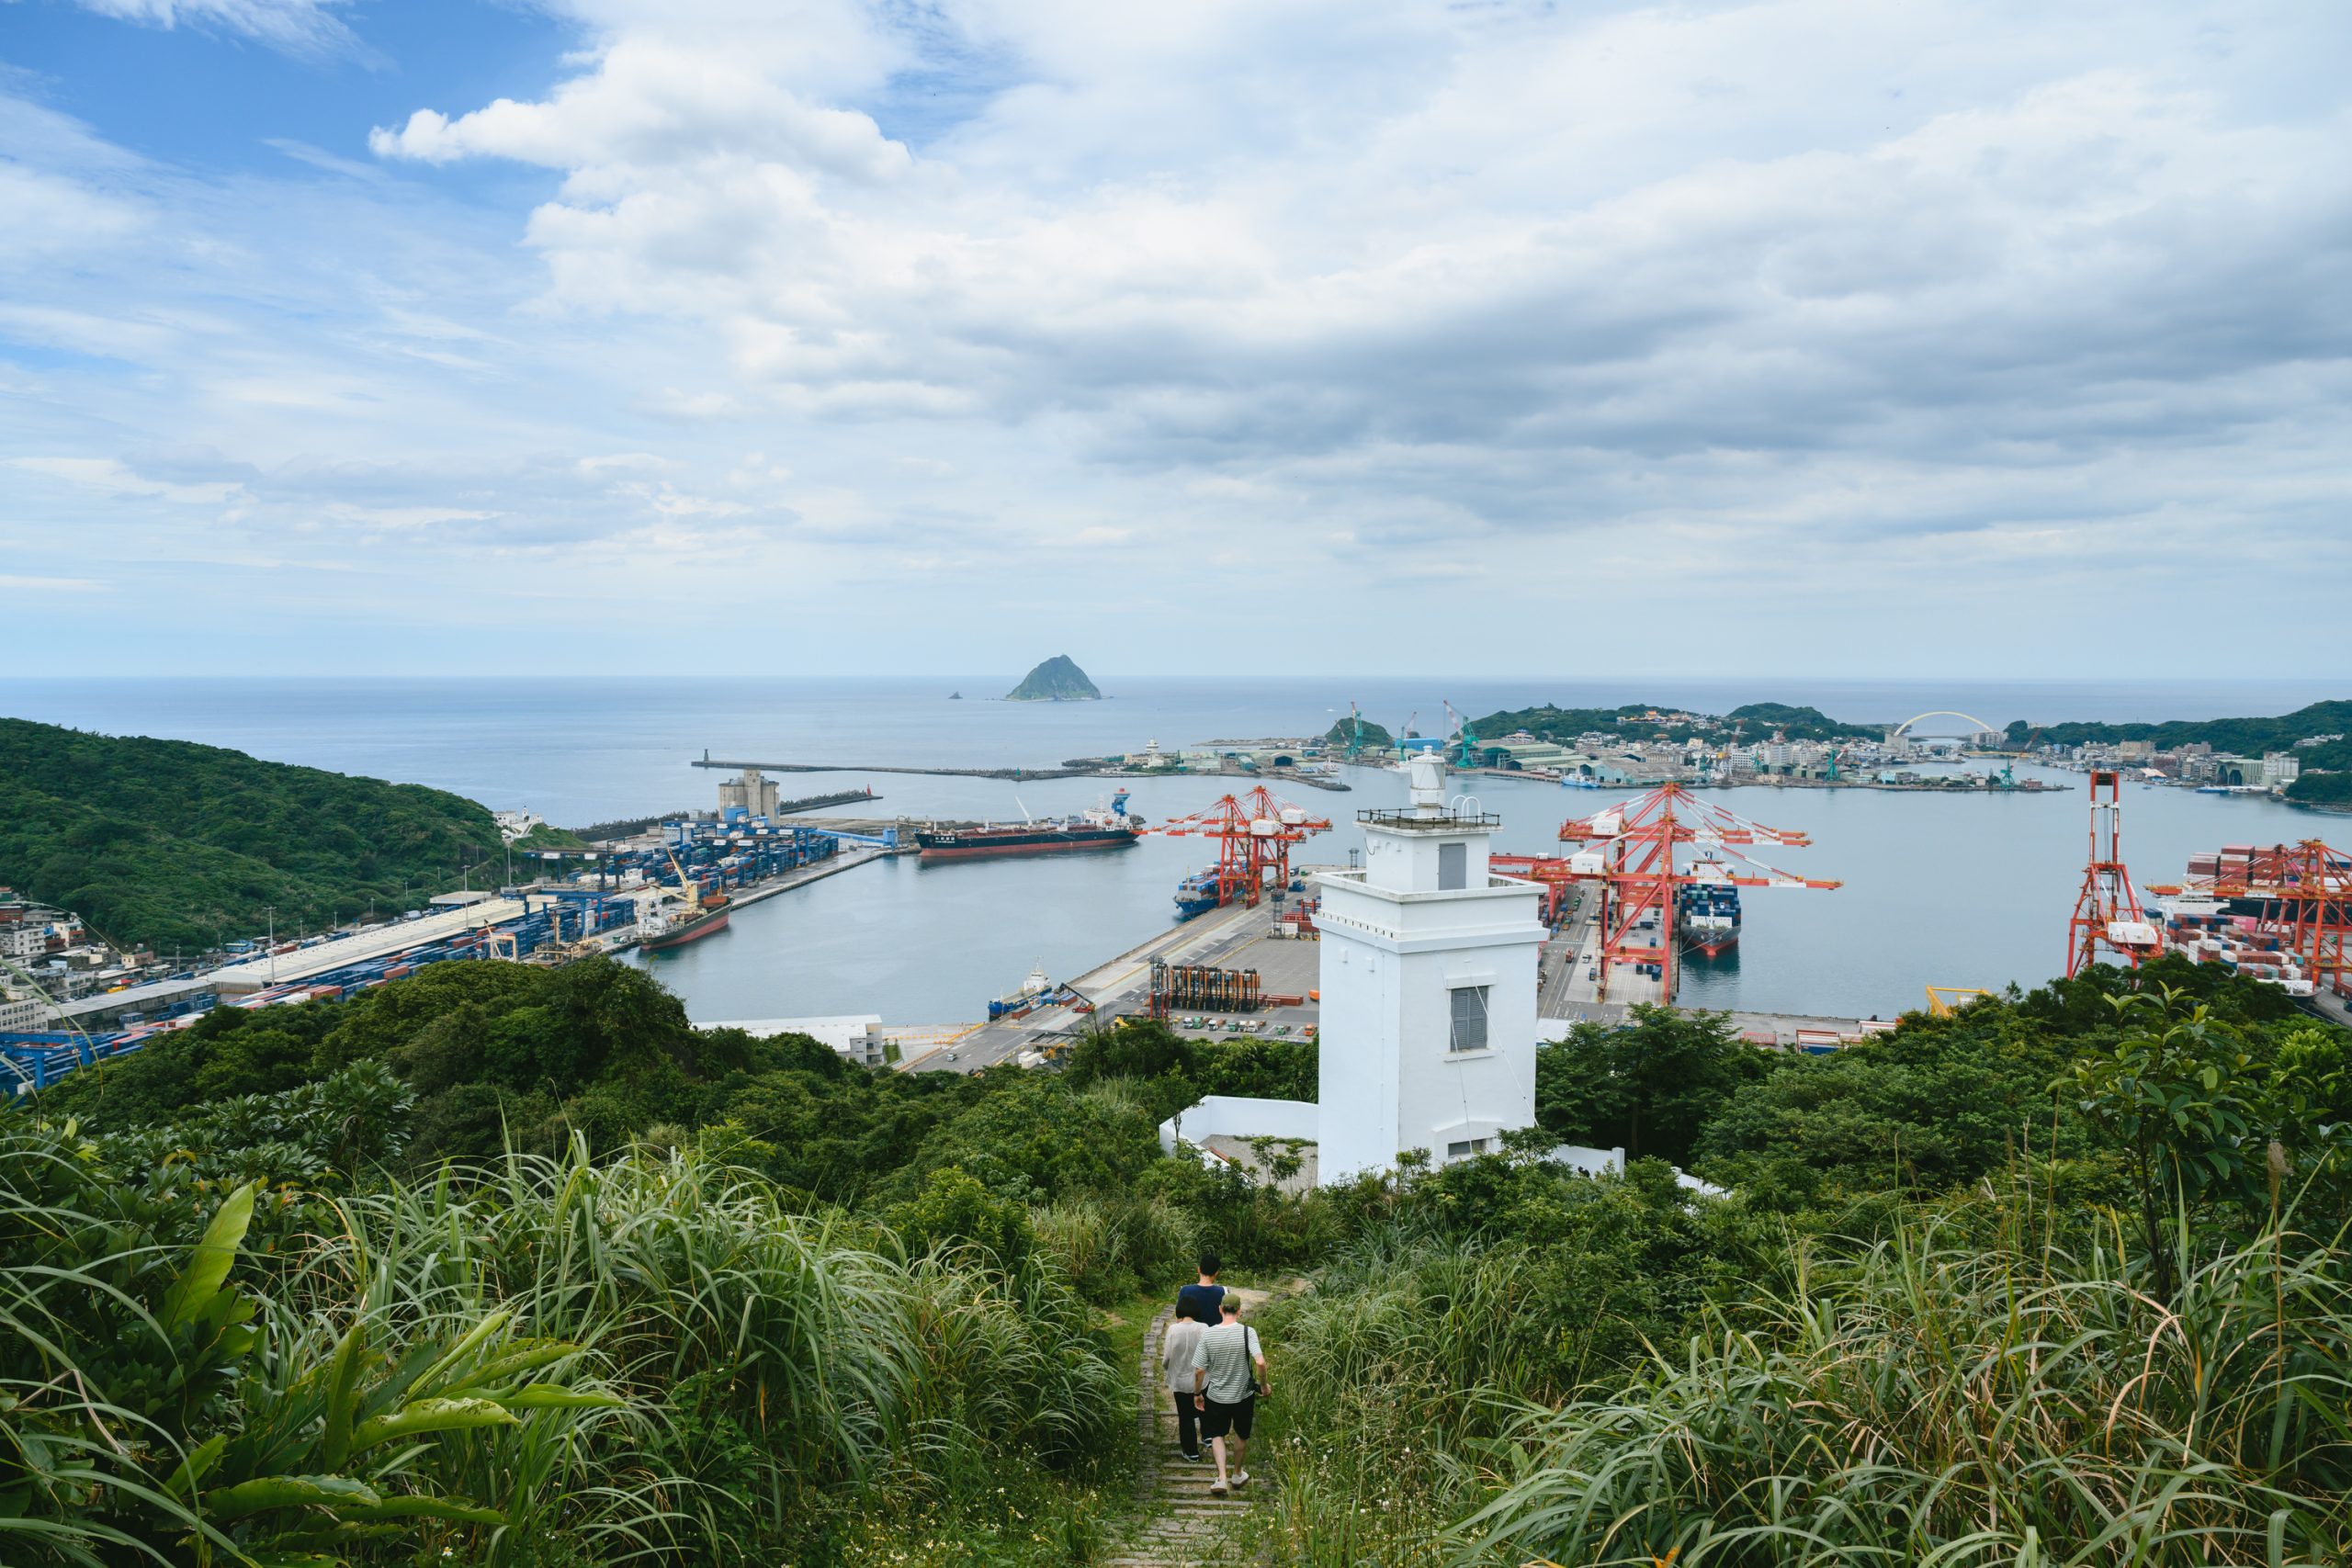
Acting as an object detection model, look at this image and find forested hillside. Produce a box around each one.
[9,953,2349,1565]
[1467,700,1881,745]
[0,716,504,952]
[2008,699,2352,771]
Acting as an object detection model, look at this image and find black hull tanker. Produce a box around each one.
[918,793,1141,861]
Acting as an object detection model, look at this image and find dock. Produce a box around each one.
[695,754,1090,782]
[900,896,1322,1073]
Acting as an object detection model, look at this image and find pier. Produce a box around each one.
[695,753,1089,782]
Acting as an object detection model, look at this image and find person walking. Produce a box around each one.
[1176,1253,1226,1325]
[1190,1297,1267,1496]
[1160,1310,1205,1461]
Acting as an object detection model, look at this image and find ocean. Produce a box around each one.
[4,675,2343,1025]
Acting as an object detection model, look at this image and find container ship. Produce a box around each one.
[917,794,1141,861]
[1173,870,1225,920]
[1676,863,1741,958]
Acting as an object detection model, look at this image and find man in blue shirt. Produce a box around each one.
[1175,1253,1226,1325]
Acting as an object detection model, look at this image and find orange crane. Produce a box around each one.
[1152,786,1332,911]
[1498,782,1838,1000]
[2065,770,2155,976]
[2184,838,2352,995]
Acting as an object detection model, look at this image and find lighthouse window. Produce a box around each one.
[1448,985,1489,1053]
[1438,841,1466,890]
[1446,1137,1492,1159]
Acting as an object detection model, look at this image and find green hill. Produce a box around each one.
[1469,701,1880,745]
[2006,700,2352,804]
[1322,715,1396,750]
[0,716,505,953]
[2008,700,2352,762]
[1005,654,1102,701]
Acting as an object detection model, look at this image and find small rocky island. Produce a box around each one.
[1005,655,1102,702]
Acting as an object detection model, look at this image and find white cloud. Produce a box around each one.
[0,573,107,592]
[72,0,356,56]
[6,2,2351,673]
[10,457,244,505]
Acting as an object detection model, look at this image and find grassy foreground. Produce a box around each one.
[6,952,2349,1564]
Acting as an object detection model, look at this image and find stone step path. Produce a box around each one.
[1101,1306,1261,1568]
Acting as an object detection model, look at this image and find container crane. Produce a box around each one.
[1495,783,1839,1000]
[1396,710,1419,758]
[1343,700,1367,761]
[2065,770,2156,976]
[1151,787,1332,912]
[2180,838,2351,995]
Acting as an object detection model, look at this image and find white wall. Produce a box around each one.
[1316,921,1402,1181]
[1314,858,1545,1183]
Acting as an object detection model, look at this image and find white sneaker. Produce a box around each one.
[1234,1470,1250,1488]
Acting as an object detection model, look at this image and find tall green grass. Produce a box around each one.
[1232,1228,1560,1567]
[1453,1213,2352,1566]
[1,1129,1127,1564]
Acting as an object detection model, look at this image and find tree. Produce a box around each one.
[1535,1007,1770,1164]
[2066,987,2258,1296]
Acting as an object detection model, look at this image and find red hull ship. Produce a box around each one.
[639,902,730,952]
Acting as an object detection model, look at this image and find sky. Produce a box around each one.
[2,0,2348,678]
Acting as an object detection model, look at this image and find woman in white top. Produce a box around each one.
[1160,1313,1206,1461]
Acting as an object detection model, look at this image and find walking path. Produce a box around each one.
[1102,1306,1261,1567]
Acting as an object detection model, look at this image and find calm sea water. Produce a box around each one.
[5,676,2344,1022]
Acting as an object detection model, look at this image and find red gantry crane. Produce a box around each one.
[1493,782,1839,1001]
[2065,770,2158,977]
[2177,838,2352,997]
[1152,785,1333,912]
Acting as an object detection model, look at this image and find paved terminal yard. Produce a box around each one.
[906,872,1911,1074]
[903,894,1324,1073]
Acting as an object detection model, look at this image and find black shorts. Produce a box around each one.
[1201,1395,1254,1440]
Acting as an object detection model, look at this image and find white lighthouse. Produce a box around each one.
[1310,754,1547,1181]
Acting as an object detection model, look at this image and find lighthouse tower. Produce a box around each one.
[1312,754,1547,1182]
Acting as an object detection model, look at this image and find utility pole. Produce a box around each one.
[266,906,276,984]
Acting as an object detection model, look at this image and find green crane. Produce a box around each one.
[1446,700,1478,769]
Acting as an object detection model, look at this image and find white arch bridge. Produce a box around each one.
[1888,710,2005,742]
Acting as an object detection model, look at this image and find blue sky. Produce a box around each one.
[3,0,2349,678]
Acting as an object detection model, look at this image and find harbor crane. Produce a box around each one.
[1151,786,1333,911]
[2065,770,2158,976]
[2153,836,2352,995]
[1396,710,1419,758]
[1343,701,1368,761]
[1443,700,1480,770]
[1493,783,1839,1001]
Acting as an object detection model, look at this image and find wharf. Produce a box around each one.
[695,754,1088,782]
[605,845,888,954]
[901,896,1323,1074]
[776,788,883,813]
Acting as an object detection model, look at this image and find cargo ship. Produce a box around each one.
[1173,869,1225,920]
[917,793,1141,860]
[639,897,730,953]
[1677,863,1741,958]
[987,962,1057,1020]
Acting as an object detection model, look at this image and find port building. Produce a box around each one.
[718,767,782,818]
